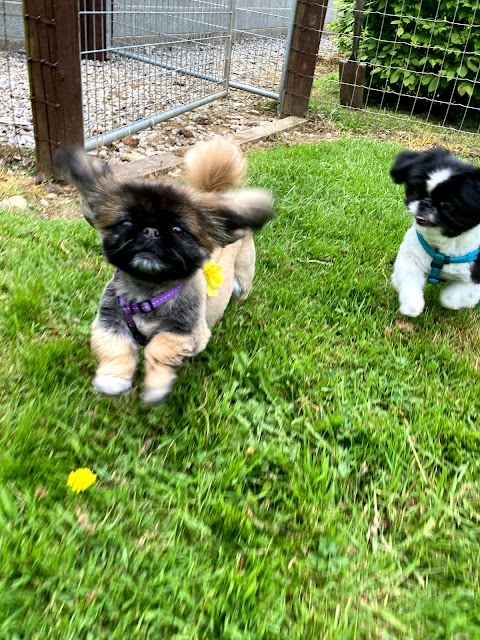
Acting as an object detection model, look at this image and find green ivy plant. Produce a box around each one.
[331,0,480,105]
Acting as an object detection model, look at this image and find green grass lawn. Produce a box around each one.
[1,137,480,639]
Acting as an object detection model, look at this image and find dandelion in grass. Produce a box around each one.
[67,468,97,493]
[203,261,224,297]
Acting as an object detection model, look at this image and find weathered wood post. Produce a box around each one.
[23,0,84,177]
[279,0,328,118]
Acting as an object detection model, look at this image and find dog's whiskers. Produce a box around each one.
[108,238,133,255]
[171,249,187,271]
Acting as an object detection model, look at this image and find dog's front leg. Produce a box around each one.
[143,332,196,405]
[91,319,138,396]
[391,255,427,317]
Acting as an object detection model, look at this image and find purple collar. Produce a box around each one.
[118,283,186,345]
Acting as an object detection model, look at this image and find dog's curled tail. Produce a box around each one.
[185,136,246,192]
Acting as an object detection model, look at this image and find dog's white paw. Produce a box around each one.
[399,303,424,317]
[440,284,480,310]
[399,297,425,317]
[93,375,132,396]
[142,383,173,405]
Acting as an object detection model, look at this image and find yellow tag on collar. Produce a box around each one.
[203,261,224,297]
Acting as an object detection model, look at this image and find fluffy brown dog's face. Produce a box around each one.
[88,182,211,283]
[55,147,273,283]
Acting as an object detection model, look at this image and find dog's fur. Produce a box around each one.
[55,137,274,403]
[390,146,480,317]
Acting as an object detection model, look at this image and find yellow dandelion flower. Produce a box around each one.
[203,261,224,297]
[67,468,97,493]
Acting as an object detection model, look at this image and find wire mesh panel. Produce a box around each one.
[0,1,34,155]
[333,0,480,134]
[230,0,294,98]
[79,0,235,149]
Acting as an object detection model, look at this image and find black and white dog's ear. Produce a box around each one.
[54,146,113,226]
[390,150,422,184]
[390,146,451,185]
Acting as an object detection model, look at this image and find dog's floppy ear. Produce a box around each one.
[390,146,452,184]
[203,188,275,247]
[390,150,422,184]
[54,146,113,226]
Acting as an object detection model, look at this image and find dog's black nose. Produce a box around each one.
[142,227,160,238]
[418,198,433,211]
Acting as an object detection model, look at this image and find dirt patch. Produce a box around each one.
[0,97,342,220]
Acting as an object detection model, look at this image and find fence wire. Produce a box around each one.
[0,0,34,156]
[79,0,293,149]
[79,0,234,149]
[230,0,293,96]
[331,0,480,135]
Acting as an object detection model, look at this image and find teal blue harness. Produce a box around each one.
[416,231,480,285]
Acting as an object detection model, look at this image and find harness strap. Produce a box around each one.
[118,283,186,345]
[416,231,480,285]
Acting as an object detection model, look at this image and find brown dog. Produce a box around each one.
[55,138,274,403]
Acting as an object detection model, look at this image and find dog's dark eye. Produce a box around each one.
[172,226,186,238]
[440,201,454,213]
[119,219,133,229]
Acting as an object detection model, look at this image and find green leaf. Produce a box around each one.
[467,58,479,72]
[389,70,401,83]
[457,81,474,97]
[450,32,464,44]
[428,75,440,92]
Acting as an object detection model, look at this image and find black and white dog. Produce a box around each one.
[391,147,480,317]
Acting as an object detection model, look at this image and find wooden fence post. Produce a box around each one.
[279,0,328,118]
[24,0,84,177]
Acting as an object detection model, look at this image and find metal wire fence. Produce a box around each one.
[331,0,480,135]
[79,0,294,150]
[0,0,34,157]
[2,0,479,170]
[230,0,293,97]
[0,0,294,159]
[79,0,233,149]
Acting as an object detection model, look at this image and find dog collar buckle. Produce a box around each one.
[140,300,153,313]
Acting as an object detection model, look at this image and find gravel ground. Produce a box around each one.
[0,35,338,165]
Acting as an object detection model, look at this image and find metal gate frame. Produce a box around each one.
[81,0,234,150]
[80,0,297,151]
